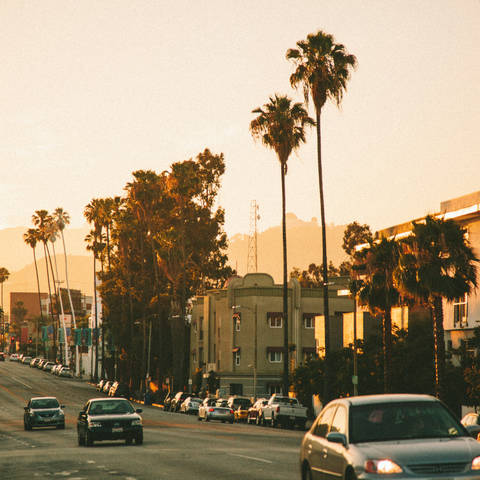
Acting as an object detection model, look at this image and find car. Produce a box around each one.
[299,393,480,480]
[29,357,42,367]
[198,397,234,423]
[42,361,55,371]
[96,379,106,391]
[52,364,63,375]
[247,398,268,425]
[102,381,113,394]
[59,367,73,378]
[21,356,33,365]
[180,397,202,415]
[461,412,480,438]
[37,359,47,369]
[162,392,174,410]
[228,396,252,423]
[109,382,130,399]
[0,352,5,361]
[77,397,143,446]
[108,381,119,396]
[24,396,65,430]
[9,353,18,361]
[170,392,191,412]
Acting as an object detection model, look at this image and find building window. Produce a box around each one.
[230,383,243,395]
[233,312,241,331]
[268,351,283,363]
[268,384,282,395]
[199,347,204,366]
[304,316,314,329]
[192,351,197,364]
[268,314,282,328]
[453,294,468,327]
[233,350,241,366]
[199,316,204,340]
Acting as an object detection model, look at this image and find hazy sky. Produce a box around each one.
[1,0,479,238]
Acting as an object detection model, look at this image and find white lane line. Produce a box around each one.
[10,376,32,389]
[228,453,273,464]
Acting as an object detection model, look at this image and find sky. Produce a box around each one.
[1,0,479,239]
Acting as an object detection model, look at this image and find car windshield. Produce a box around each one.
[233,399,251,409]
[31,398,59,409]
[350,401,468,443]
[89,400,135,415]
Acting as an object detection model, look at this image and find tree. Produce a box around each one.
[356,237,400,393]
[250,94,314,396]
[23,228,45,356]
[396,215,478,401]
[287,31,357,402]
[290,262,340,287]
[0,267,10,314]
[343,222,373,257]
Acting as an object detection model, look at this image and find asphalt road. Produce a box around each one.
[0,360,304,480]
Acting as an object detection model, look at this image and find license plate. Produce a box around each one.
[112,427,123,432]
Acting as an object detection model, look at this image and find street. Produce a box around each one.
[0,361,303,479]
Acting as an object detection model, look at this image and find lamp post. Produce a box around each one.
[232,304,257,400]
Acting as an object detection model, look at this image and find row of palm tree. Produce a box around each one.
[23,209,78,369]
[0,267,9,351]
[355,215,478,402]
[250,30,357,398]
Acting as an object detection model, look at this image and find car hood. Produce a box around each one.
[355,437,480,464]
[88,413,140,421]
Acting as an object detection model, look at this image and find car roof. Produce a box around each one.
[88,397,130,402]
[331,393,438,407]
[30,396,58,401]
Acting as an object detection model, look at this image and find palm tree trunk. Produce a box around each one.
[432,295,446,401]
[280,163,289,396]
[43,242,55,360]
[32,247,44,357]
[93,254,99,382]
[51,242,68,366]
[383,308,393,393]
[316,110,331,403]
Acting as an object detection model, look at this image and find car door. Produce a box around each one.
[306,405,337,480]
[323,405,348,479]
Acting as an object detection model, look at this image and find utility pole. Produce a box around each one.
[247,201,260,273]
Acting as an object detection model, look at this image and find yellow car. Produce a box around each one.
[228,396,252,423]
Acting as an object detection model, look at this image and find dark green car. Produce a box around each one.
[77,398,143,446]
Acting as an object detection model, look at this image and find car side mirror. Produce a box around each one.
[136,408,143,414]
[61,405,65,409]
[78,412,86,419]
[326,432,347,447]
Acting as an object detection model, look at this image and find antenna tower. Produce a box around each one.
[247,200,260,273]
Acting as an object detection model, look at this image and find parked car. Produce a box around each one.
[0,352,5,361]
[21,356,33,365]
[198,397,234,423]
[228,396,252,423]
[77,397,143,446]
[102,381,113,394]
[109,382,130,399]
[24,396,65,430]
[162,392,174,411]
[59,367,73,378]
[247,398,269,425]
[42,361,55,372]
[171,392,191,412]
[108,381,119,396]
[96,379,106,391]
[180,397,202,415]
[52,364,63,375]
[9,353,18,361]
[37,359,47,369]
[262,394,307,429]
[461,412,480,438]
[29,357,41,367]
[300,393,480,480]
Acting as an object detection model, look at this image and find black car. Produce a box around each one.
[77,397,143,446]
[24,396,65,430]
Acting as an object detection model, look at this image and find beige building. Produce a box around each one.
[190,272,353,397]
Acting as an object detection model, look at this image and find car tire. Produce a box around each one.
[25,421,32,431]
[256,415,262,426]
[135,433,143,445]
[125,437,133,445]
[86,431,94,447]
[345,469,357,480]
[205,416,210,422]
[57,423,65,430]
[271,417,277,428]
[304,465,313,480]
[78,431,85,446]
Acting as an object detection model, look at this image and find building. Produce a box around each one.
[189,272,353,397]
[377,190,480,364]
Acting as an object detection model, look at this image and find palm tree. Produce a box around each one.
[250,94,314,396]
[287,31,357,401]
[0,267,10,352]
[396,215,478,401]
[53,207,79,375]
[23,228,45,357]
[356,237,400,393]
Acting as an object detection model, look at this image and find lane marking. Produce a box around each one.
[10,376,32,389]
[228,453,273,464]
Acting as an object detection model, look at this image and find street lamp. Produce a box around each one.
[232,304,257,400]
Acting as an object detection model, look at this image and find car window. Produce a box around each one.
[330,405,347,435]
[89,400,135,415]
[313,405,336,438]
[31,398,59,409]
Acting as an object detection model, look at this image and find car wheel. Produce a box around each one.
[125,437,133,445]
[135,433,143,445]
[57,423,65,430]
[78,431,85,446]
[25,421,32,431]
[304,465,313,480]
[85,431,94,446]
[345,468,357,480]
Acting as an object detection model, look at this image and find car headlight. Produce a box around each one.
[132,419,142,426]
[365,459,403,474]
[88,420,102,427]
[472,456,480,470]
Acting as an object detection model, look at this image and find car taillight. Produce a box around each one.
[230,409,234,414]
[209,408,214,412]
[276,406,280,413]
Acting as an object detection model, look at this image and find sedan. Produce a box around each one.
[180,397,202,415]
[77,397,143,446]
[24,397,65,430]
[300,393,480,480]
[462,412,480,438]
[198,397,234,423]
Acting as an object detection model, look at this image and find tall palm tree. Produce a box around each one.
[287,31,357,402]
[356,237,400,393]
[0,267,10,352]
[396,215,478,401]
[250,94,314,396]
[23,228,45,357]
[53,207,79,375]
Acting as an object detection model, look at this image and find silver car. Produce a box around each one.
[300,394,480,480]
[198,397,234,423]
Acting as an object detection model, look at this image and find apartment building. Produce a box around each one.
[190,272,352,397]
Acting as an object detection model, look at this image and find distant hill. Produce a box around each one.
[0,214,348,314]
[227,213,347,281]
